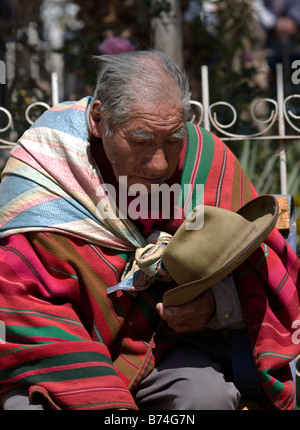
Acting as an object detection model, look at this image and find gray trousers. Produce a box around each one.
[134,342,240,410]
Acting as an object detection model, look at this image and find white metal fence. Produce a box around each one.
[190,63,300,196]
[1,64,300,196]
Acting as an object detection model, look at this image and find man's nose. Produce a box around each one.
[146,148,168,175]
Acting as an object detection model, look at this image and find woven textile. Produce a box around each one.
[0,98,299,409]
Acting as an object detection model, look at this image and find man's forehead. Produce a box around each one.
[127,100,185,131]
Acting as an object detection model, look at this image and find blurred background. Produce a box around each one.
[0,0,299,255]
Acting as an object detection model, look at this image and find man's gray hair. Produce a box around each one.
[92,50,191,136]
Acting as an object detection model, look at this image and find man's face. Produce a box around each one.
[90,100,185,192]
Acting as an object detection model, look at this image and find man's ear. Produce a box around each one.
[89,100,104,138]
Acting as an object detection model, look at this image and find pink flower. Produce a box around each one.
[241,52,253,63]
[98,37,135,55]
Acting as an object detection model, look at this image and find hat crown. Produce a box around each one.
[162,195,279,306]
[163,207,257,285]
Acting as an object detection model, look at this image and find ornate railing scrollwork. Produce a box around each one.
[0,107,15,148]
[0,101,50,149]
[249,98,278,135]
[204,97,281,140]
[189,100,203,128]
[0,72,58,150]
[190,64,300,141]
[188,64,300,194]
[283,94,300,134]
[25,102,51,125]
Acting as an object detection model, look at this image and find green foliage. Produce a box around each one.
[239,138,300,256]
[186,0,264,132]
[238,139,300,195]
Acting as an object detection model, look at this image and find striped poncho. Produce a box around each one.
[0,98,299,410]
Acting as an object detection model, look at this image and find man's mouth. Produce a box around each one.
[139,176,166,185]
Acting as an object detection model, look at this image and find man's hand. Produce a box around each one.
[156,289,216,333]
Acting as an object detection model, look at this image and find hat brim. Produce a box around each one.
[162,195,279,307]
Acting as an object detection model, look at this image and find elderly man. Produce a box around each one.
[0,50,299,410]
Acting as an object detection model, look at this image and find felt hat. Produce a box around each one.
[161,194,279,307]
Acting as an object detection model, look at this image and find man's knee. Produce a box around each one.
[165,368,240,410]
[135,347,241,410]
